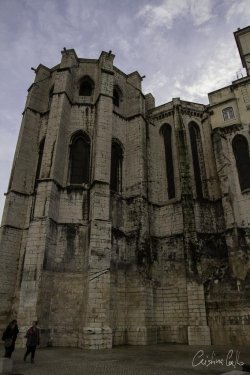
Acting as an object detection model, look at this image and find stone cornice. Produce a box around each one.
[212,123,243,134]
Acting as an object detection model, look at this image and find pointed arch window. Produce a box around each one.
[48,85,54,110]
[161,124,175,199]
[113,85,123,108]
[35,139,45,189]
[189,123,204,199]
[232,134,250,191]
[110,141,123,193]
[113,88,120,107]
[79,76,94,96]
[70,132,90,184]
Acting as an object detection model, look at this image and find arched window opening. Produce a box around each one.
[79,76,94,96]
[161,124,175,199]
[110,141,123,193]
[35,139,45,189]
[189,123,203,199]
[70,132,90,184]
[113,88,120,107]
[48,85,54,110]
[232,134,250,191]
[222,106,235,121]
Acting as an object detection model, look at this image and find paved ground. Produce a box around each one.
[2,344,250,375]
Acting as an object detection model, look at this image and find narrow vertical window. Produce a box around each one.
[113,88,120,107]
[35,139,45,189]
[70,132,90,184]
[232,134,250,191]
[161,124,175,199]
[48,85,54,110]
[189,123,203,199]
[110,141,123,193]
[79,76,94,96]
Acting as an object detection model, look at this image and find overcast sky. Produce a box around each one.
[0,0,250,221]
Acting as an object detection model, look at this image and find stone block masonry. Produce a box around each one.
[1,27,250,348]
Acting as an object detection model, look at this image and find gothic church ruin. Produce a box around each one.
[1,26,250,349]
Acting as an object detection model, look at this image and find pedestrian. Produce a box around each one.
[2,319,19,358]
[23,321,40,364]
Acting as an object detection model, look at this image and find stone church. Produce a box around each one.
[1,26,250,349]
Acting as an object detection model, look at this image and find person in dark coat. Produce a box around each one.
[23,321,40,363]
[2,319,19,358]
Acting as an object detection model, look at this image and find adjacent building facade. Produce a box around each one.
[1,26,250,349]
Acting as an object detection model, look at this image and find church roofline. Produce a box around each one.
[127,71,143,81]
[150,98,206,113]
[208,74,250,97]
[113,66,144,81]
[61,48,79,60]
[36,63,51,72]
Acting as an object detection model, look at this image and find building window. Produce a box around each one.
[113,88,120,107]
[70,132,90,184]
[110,141,123,193]
[161,124,175,199]
[79,76,94,96]
[189,123,204,199]
[232,134,250,191]
[222,107,235,121]
[48,85,54,110]
[113,85,123,108]
[35,139,45,189]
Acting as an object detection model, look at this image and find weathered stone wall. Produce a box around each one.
[205,75,250,344]
[38,271,85,347]
[1,29,250,348]
[207,281,250,346]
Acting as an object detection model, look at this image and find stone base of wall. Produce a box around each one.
[15,327,28,348]
[104,325,189,346]
[126,326,157,345]
[157,325,188,344]
[210,325,250,346]
[49,329,79,348]
[188,325,211,345]
[80,327,112,349]
[16,327,80,348]
[113,327,127,346]
[39,329,52,347]
[0,358,12,374]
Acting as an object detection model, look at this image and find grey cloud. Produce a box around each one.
[138,0,215,30]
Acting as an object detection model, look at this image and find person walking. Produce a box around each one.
[2,319,19,358]
[23,321,40,364]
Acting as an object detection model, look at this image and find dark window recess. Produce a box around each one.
[161,124,175,199]
[232,135,250,191]
[35,139,45,189]
[189,124,203,199]
[113,89,120,107]
[48,86,54,110]
[70,134,90,184]
[110,142,123,193]
[79,80,92,96]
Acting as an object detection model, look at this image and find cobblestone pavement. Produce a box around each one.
[4,344,250,375]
